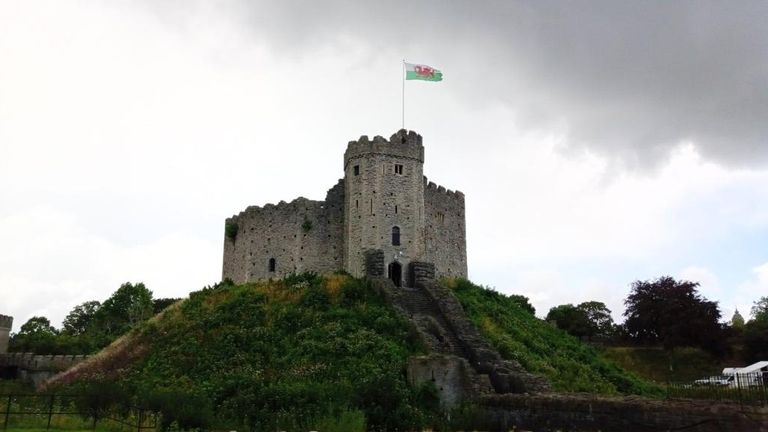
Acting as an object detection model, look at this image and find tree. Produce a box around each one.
[623,276,725,355]
[546,304,592,339]
[743,318,768,363]
[10,316,60,353]
[62,301,101,336]
[547,302,615,340]
[751,296,768,322]
[577,301,615,339]
[95,282,154,338]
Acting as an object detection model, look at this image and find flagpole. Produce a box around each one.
[402,59,405,130]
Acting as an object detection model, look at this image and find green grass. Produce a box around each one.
[601,346,722,383]
[446,278,662,395]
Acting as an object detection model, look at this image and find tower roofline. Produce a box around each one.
[344,129,424,168]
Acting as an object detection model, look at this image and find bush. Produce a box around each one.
[225,220,238,241]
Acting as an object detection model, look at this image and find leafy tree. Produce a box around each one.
[19,316,57,335]
[578,301,615,339]
[623,276,725,355]
[743,318,768,363]
[546,304,592,338]
[10,316,59,353]
[751,296,768,321]
[62,301,101,336]
[95,282,154,339]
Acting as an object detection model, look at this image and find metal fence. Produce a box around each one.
[0,393,157,431]
[666,371,768,407]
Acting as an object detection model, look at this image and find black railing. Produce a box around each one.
[666,372,768,407]
[0,393,157,431]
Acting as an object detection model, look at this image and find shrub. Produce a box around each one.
[225,220,238,241]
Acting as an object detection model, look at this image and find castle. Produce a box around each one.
[222,129,467,287]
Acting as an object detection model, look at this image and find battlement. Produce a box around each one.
[0,352,90,371]
[424,177,465,201]
[344,129,424,168]
[0,315,12,329]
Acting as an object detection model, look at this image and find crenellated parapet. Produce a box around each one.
[344,129,424,168]
[0,352,90,372]
[0,315,12,330]
[424,177,465,202]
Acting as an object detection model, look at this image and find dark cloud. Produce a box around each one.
[148,0,768,168]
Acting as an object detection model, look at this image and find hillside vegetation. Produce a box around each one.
[446,278,660,395]
[49,274,658,430]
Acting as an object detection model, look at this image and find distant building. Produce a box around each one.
[222,130,467,287]
[731,308,745,328]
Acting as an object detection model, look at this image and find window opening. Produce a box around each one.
[354,165,360,176]
[392,226,401,246]
[268,258,276,272]
[395,164,403,175]
[395,205,398,214]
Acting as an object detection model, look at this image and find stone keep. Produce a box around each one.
[222,130,467,286]
[0,315,12,354]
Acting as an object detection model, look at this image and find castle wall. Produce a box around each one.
[424,179,468,279]
[343,131,426,279]
[0,315,12,354]
[222,181,344,283]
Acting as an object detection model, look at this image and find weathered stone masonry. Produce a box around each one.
[0,315,12,354]
[222,130,467,285]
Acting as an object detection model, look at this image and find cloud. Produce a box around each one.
[137,0,768,169]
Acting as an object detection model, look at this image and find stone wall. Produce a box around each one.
[424,179,467,279]
[343,130,426,281]
[407,354,475,408]
[222,181,344,283]
[0,352,90,372]
[478,393,768,432]
[0,314,11,354]
[222,129,469,286]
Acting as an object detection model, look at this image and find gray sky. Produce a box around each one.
[1,1,767,329]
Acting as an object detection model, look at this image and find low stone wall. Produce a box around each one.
[478,393,768,432]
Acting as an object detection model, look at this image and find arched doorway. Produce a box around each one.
[388,261,402,287]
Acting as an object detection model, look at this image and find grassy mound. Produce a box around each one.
[47,274,662,430]
[53,274,436,431]
[446,278,660,395]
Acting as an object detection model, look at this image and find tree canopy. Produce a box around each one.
[623,276,725,355]
[546,301,614,340]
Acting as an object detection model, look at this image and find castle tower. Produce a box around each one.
[0,315,12,354]
[343,130,426,284]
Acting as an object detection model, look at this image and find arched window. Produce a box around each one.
[268,258,276,272]
[392,226,401,246]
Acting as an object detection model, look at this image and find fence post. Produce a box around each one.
[3,395,10,430]
[46,394,55,430]
[137,408,143,432]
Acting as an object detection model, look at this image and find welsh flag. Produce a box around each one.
[405,62,443,82]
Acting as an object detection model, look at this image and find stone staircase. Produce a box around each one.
[372,277,550,399]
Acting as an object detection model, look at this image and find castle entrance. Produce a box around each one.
[388,262,402,287]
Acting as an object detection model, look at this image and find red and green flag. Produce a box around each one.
[404,62,443,82]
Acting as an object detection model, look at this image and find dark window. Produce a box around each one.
[392,226,401,246]
[394,164,403,175]
[354,165,360,176]
[268,258,276,272]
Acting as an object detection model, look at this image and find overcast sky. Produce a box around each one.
[2,1,767,330]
